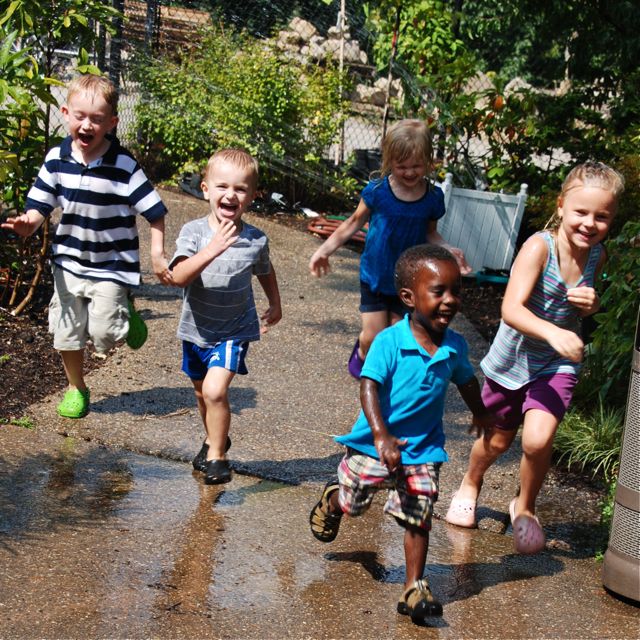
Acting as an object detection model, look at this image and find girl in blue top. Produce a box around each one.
[309,119,471,378]
[445,161,624,554]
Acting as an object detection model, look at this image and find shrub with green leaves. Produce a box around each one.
[554,403,624,481]
[575,219,640,410]
[133,26,353,206]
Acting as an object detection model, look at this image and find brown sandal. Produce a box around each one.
[309,481,342,542]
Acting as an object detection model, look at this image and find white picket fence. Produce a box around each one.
[438,173,528,274]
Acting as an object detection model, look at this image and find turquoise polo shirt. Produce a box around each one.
[335,315,475,465]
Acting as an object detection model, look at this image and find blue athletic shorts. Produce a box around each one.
[359,280,406,315]
[181,339,249,380]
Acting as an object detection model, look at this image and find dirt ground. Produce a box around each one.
[0,210,504,422]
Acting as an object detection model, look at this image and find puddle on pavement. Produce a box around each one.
[1,437,637,639]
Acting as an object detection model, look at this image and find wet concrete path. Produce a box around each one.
[1,190,637,638]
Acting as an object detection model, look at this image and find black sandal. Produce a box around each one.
[309,481,342,542]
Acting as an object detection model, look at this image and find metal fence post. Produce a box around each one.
[109,0,124,92]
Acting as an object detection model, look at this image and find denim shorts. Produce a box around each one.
[337,449,440,531]
[181,339,249,380]
[359,280,406,316]
[482,373,578,431]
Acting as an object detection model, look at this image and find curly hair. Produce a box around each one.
[394,244,458,292]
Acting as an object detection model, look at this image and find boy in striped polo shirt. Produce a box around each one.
[170,149,282,485]
[1,74,172,418]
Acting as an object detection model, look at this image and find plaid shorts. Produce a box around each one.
[337,449,441,531]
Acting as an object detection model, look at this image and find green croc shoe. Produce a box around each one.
[126,299,148,350]
[57,388,90,419]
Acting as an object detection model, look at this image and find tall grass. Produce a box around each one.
[554,402,624,481]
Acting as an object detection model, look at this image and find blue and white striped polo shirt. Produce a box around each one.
[25,135,167,287]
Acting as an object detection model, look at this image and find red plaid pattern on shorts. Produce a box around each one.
[337,449,440,531]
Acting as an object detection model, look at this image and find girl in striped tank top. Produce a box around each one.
[445,162,624,554]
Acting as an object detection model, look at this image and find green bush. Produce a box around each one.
[133,26,355,207]
[554,403,624,481]
[574,219,640,410]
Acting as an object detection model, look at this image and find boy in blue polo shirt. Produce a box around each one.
[2,74,172,418]
[309,244,493,625]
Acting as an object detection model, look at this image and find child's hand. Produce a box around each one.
[208,219,238,257]
[567,286,599,316]
[470,412,497,438]
[309,251,330,277]
[548,326,584,363]
[260,303,282,333]
[448,246,473,275]
[374,434,408,472]
[1,212,42,237]
[151,254,174,285]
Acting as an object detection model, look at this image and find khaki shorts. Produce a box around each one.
[49,266,129,353]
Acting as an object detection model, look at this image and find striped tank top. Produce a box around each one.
[481,231,603,390]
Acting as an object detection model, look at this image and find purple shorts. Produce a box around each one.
[482,373,578,431]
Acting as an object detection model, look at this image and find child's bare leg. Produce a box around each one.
[403,524,429,588]
[456,427,517,501]
[191,379,209,440]
[359,310,390,357]
[515,409,559,517]
[195,367,235,459]
[60,349,87,391]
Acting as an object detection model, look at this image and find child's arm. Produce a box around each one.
[426,221,472,274]
[566,251,607,317]
[502,235,584,363]
[256,264,282,332]
[309,199,371,277]
[361,377,407,472]
[456,376,496,437]
[148,217,173,285]
[171,219,238,287]
[1,210,45,237]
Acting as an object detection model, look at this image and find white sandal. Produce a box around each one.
[445,492,477,528]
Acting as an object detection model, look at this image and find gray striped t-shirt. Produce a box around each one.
[170,216,271,347]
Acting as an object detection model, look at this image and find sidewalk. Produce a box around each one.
[0,189,636,638]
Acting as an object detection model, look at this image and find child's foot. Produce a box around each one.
[126,298,148,350]
[204,458,232,485]
[397,578,443,623]
[309,481,342,542]
[57,388,90,418]
[192,437,232,472]
[509,498,546,554]
[445,491,477,528]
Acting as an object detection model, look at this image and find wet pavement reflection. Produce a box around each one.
[1,425,637,639]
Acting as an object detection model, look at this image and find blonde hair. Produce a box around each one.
[546,160,625,230]
[380,119,434,177]
[205,148,259,187]
[67,74,118,115]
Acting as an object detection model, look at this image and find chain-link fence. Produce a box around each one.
[42,0,589,199]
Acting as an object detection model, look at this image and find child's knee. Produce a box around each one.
[521,435,554,458]
[482,429,513,456]
[201,377,231,405]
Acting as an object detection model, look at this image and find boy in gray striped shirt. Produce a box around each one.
[2,74,172,419]
[170,149,282,485]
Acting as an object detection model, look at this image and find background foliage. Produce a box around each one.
[1,1,638,491]
[133,26,353,207]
